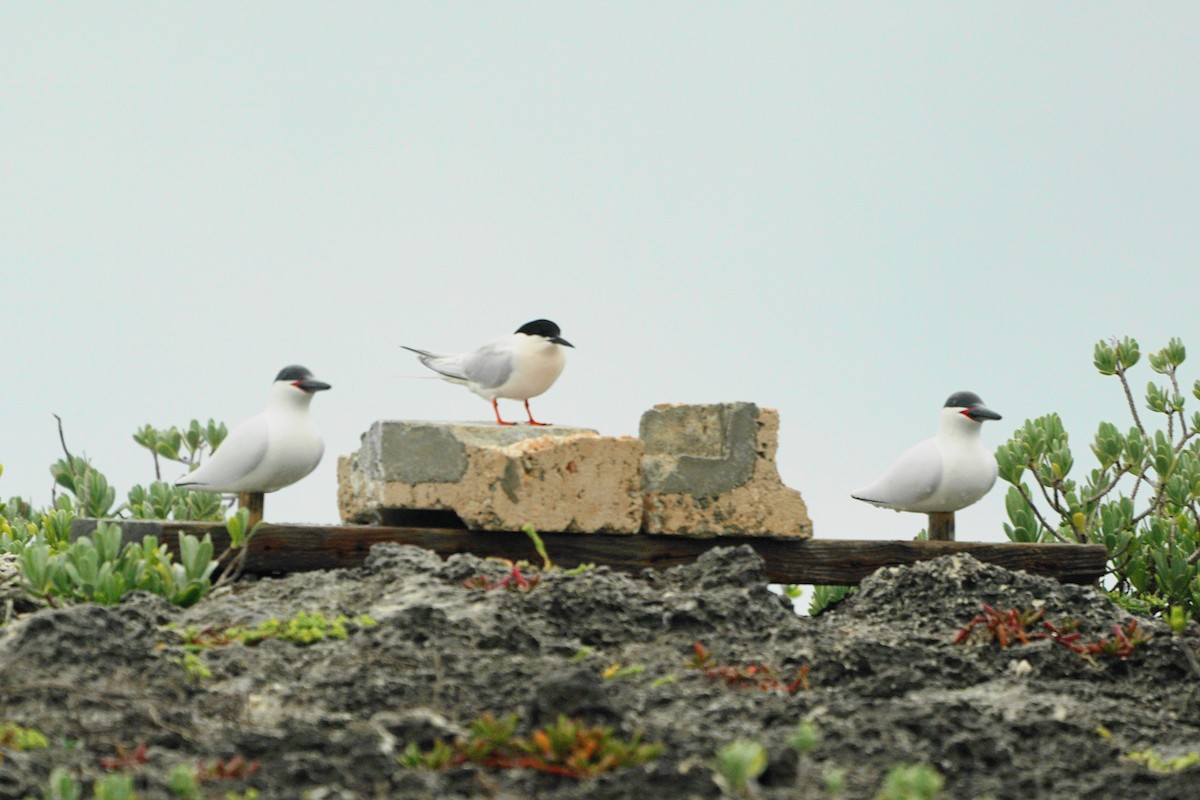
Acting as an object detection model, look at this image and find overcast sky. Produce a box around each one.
[3,4,1198,544]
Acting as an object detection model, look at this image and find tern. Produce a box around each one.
[852,391,1002,513]
[403,319,573,426]
[175,365,331,493]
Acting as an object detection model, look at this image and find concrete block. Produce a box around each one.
[640,403,813,538]
[339,422,644,533]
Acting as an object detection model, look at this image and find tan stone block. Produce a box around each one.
[640,403,813,538]
[339,422,643,533]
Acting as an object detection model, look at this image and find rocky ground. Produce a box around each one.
[0,545,1198,799]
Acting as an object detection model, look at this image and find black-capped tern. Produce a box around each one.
[403,319,573,426]
[852,391,1002,513]
[175,365,331,493]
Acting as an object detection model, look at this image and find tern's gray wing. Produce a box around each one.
[851,437,943,509]
[176,414,269,492]
[460,341,514,390]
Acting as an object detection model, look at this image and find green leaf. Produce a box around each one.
[1116,336,1141,369]
[1094,340,1118,376]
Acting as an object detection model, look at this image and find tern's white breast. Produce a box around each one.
[490,339,566,400]
[917,434,997,513]
[243,410,324,492]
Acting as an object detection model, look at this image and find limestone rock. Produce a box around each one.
[338,421,643,533]
[639,402,813,538]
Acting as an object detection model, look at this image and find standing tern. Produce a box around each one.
[175,365,331,493]
[852,391,1002,513]
[403,319,573,426]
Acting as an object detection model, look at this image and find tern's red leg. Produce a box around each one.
[492,398,516,426]
[524,399,551,426]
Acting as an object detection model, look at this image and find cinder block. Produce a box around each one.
[338,422,644,533]
[639,403,813,538]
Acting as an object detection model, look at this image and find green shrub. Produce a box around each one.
[712,739,767,798]
[18,522,216,607]
[997,337,1200,620]
[876,763,944,800]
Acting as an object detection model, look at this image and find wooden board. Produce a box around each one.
[70,519,1108,585]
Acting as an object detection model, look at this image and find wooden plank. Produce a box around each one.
[71,519,1108,585]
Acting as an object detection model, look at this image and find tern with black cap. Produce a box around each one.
[403,319,573,426]
[852,391,1003,516]
[175,365,331,494]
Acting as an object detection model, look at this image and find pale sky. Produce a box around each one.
[3,4,1198,544]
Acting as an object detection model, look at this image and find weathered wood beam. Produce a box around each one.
[71,519,1108,585]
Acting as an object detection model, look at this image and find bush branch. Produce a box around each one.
[1115,361,1147,439]
[1015,483,1071,543]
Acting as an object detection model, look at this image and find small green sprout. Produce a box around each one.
[30,767,82,800]
[875,763,944,800]
[174,652,212,681]
[788,721,819,755]
[521,523,553,570]
[824,767,847,797]
[713,739,767,798]
[602,663,645,680]
[93,773,137,800]
[0,722,49,751]
[167,764,202,799]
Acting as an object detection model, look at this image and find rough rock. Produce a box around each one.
[338,421,644,533]
[0,549,1196,799]
[640,402,813,537]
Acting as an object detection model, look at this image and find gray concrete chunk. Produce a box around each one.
[640,402,759,497]
[639,403,813,538]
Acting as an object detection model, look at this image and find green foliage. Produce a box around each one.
[712,739,767,797]
[177,612,378,651]
[400,712,662,778]
[167,763,202,800]
[789,721,820,755]
[998,337,1200,621]
[3,418,229,544]
[875,763,944,800]
[126,482,223,523]
[809,585,855,615]
[133,419,227,479]
[1123,748,1200,774]
[522,523,553,570]
[23,768,82,800]
[0,722,49,751]
[1,495,78,556]
[601,662,645,680]
[824,768,847,796]
[92,774,137,800]
[18,522,217,607]
[240,611,362,645]
[175,652,212,681]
